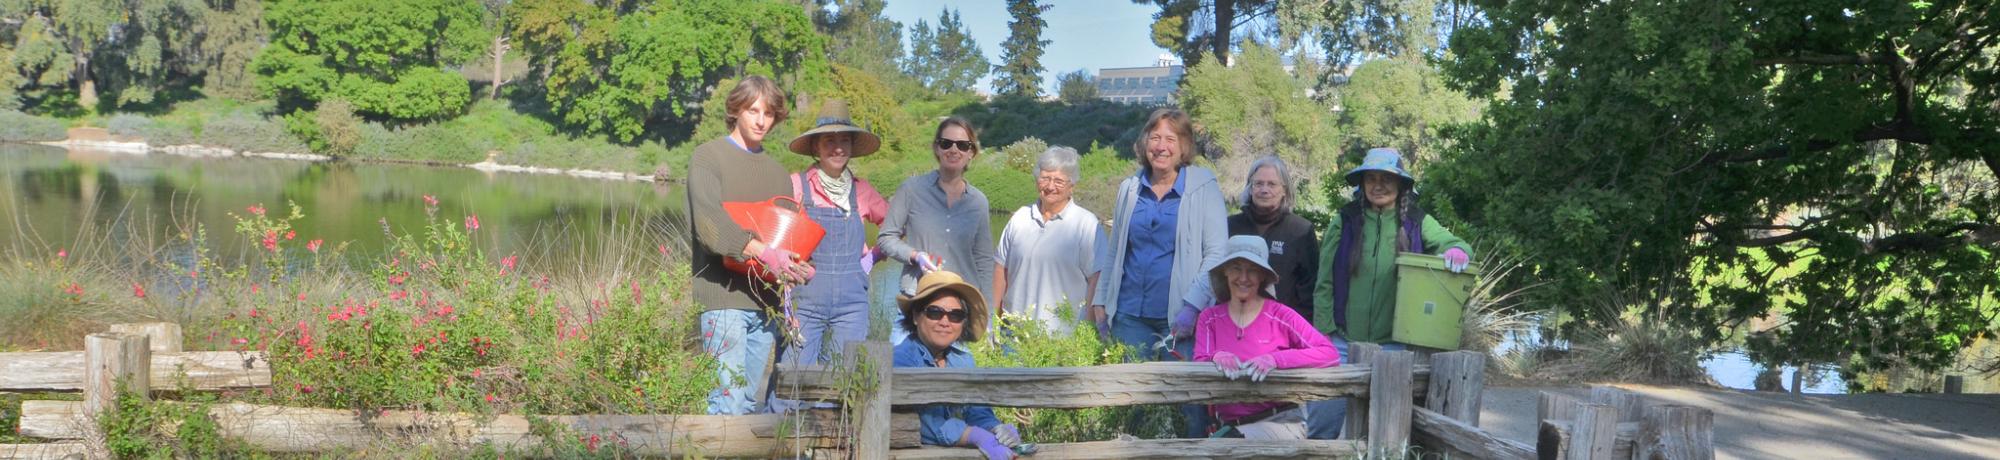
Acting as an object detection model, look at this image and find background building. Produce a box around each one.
[1095,55,1184,105]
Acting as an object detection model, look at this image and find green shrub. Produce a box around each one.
[354,123,481,164]
[106,113,154,137]
[199,113,308,153]
[970,306,1182,442]
[0,110,69,142]
[314,100,363,156]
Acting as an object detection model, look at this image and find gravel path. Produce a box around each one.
[1479,384,2000,460]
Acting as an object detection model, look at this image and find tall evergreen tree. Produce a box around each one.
[903,7,988,96]
[993,0,1050,99]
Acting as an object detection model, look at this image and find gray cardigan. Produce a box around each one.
[1091,165,1230,320]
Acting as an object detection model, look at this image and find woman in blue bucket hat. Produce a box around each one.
[1302,147,1471,438]
[1312,147,1472,343]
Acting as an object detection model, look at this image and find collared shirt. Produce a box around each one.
[893,339,1000,446]
[879,170,997,298]
[1118,167,1186,319]
[996,201,1103,333]
[790,172,888,226]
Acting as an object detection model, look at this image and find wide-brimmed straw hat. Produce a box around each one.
[1345,147,1416,186]
[787,99,882,158]
[1209,235,1279,302]
[896,270,989,342]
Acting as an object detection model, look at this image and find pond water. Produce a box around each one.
[0,144,685,271]
[1496,328,1851,394]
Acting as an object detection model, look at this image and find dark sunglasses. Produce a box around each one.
[922,305,969,323]
[935,138,976,152]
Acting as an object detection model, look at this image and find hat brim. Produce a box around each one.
[1345,167,1416,186]
[897,279,988,342]
[1208,252,1278,302]
[788,125,882,158]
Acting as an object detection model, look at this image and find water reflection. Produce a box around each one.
[1,144,686,271]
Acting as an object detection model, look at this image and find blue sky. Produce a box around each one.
[879,1,1174,95]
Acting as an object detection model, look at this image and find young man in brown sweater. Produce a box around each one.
[685,75,815,415]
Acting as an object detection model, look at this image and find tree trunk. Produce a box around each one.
[1212,0,1236,66]
[489,35,509,100]
[75,50,97,108]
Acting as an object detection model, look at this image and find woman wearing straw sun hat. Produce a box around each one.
[892,271,1025,460]
[779,99,890,368]
[1191,235,1340,439]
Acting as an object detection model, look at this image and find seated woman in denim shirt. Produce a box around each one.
[891,271,1022,460]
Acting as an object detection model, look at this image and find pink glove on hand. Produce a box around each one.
[756,247,812,282]
[1244,354,1278,382]
[1442,247,1470,273]
[1211,351,1246,380]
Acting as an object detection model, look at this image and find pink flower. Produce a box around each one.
[285,230,296,240]
[464,215,480,232]
[389,290,409,301]
[248,307,260,318]
[247,204,265,216]
[307,239,323,254]
[411,343,426,356]
[389,272,407,286]
[485,393,497,403]
[262,231,278,252]
[63,283,83,296]
[131,283,145,299]
[56,249,66,259]
[499,255,517,276]
[423,195,439,207]
[231,338,248,345]
[295,384,313,394]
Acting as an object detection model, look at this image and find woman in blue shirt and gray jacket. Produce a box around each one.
[1087,108,1230,438]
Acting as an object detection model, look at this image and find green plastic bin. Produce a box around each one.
[1392,252,1480,350]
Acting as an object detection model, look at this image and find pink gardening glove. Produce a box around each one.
[1244,354,1278,382]
[1442,247,1470,273]
[1211,351,1246,380]
[756,247,813,283]
[964,426,1013,460]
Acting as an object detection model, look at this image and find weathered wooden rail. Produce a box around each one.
[2,323,1713,459]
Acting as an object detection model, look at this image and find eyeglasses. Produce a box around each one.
[1036,175,1071,187]
[922,305,969,324]
[935,139,976,152]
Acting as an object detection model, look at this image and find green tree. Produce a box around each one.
[1278,0,1442,69]
[904,7,988,95]
[197,0,269,100]
[1133,0,1276,68]
[508,0,827,142]
[809,0,903,79]
[1180,42,1341,205]
[252,0,488,120]
[1335,57,1478,173]
[993,0,1050,99]
[1433,1,2000,373]
[1055,69,1098,105]
[0,0,211,109]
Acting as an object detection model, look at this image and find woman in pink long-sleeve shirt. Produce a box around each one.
[1192,235,1341,439]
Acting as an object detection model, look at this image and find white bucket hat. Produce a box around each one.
[1208,235,1279,302]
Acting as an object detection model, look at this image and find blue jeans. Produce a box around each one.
[1111,312,1210,438]
[700,309,777,415]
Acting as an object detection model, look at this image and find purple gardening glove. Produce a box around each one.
[964,426,1013,460]
[910,251,942,273]
[1211,351,1246,380]
[993,424,1021,446]
[1442,247,1470,273]
[1244,354,1278,382]
[1171,305,1199,338]
[859,246,878,276]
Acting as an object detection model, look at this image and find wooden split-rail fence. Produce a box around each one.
[0,323,1712,459]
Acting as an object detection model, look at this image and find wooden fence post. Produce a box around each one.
[1535,392,1579,460]
[1368,350,1415,451]
[1424,351,1486,425]
[848,340,892,460]
[1634,405,1714,460]
[1564,403,1618,460]
[1341,342,1382,441]
[109,323,182,353]
[83,332,150,417]
[1589,385,1644,424]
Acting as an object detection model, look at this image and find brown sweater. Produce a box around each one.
[686,136,792,311]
